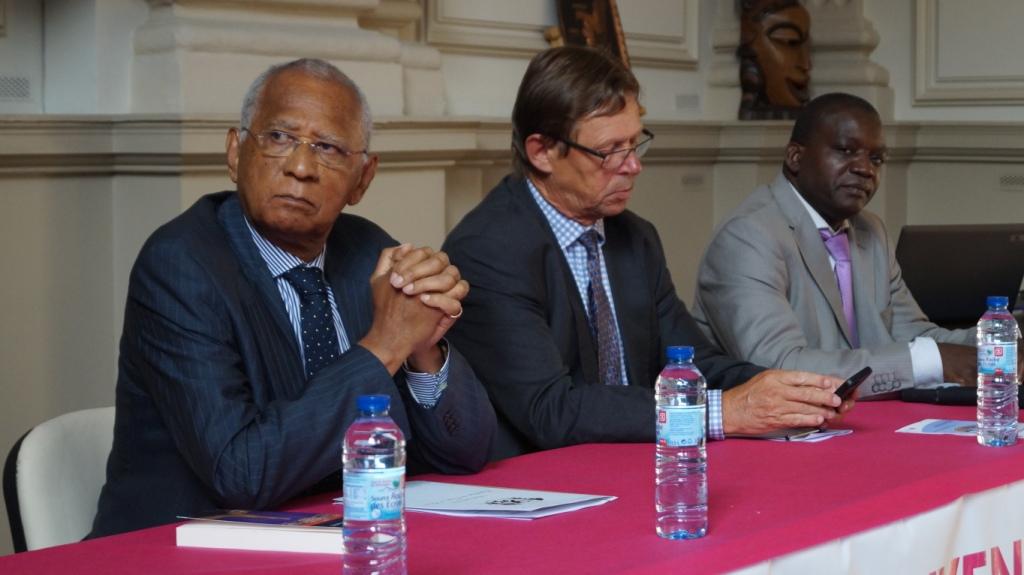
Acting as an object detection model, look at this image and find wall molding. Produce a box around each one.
[2,116,1023,176]
[914,0,1024,106]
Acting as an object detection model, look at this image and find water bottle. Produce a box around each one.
[342,395,407,574]
[976,296,1020,447]
[655,345,708,539]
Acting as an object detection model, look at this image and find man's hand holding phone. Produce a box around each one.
[828,366,871,425]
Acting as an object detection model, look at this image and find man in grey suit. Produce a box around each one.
[90,59,495,537]
[694,92,975,398]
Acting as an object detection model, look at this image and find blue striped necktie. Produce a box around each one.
[578,229,625,386]
[282,266,340,378]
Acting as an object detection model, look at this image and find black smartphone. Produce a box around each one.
[835,366,872,401]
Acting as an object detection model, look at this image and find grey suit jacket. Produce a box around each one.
[90,192,495,537]
[693,173,973,396]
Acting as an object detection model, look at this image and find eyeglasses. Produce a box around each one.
[552,128,655,170]
[241,128,367,170]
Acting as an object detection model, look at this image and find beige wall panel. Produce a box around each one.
[349,168,448,248]
[0,175,117,555]
[628,163,715,299]
[907,163,1024,226]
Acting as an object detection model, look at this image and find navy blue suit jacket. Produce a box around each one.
[444,176,762,460]
[90,192,495,537]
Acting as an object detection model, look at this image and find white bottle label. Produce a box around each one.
[978,343,1017,375]
[343,467,405,521]
[657,405,705,447]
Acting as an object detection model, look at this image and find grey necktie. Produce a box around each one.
[578,229,625,386]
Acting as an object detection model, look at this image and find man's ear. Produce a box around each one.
[783,141,803,175]
[346,153,379,208]
[524,134,557,175]
[226,128,241,184]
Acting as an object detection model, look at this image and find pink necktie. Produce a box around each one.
[819,228,859,347]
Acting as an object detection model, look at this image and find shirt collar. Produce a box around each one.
[787,179,849,234]
[526,177,606,249]
[244,217,326,278]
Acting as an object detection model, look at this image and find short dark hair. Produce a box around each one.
[789,92,879,145]
[511,46,640,176]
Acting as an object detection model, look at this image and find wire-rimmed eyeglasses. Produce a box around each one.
[551,128,654,170]
[241,128,367,170]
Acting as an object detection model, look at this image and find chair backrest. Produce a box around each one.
[3,406,115,552]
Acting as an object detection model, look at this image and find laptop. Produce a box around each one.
[900,384,1024,408]
[895,224,1024,330]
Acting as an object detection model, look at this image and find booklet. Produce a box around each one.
[176,510,344,554]
[334,481,616,520]
[730,428,853,442]
[897,418,1024,438]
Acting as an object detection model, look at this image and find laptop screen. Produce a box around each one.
[895,224,1024,329]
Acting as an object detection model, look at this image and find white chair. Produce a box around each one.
[3,406,115,552]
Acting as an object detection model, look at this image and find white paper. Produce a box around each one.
[896,418,1024,438]
[335,481,616,519]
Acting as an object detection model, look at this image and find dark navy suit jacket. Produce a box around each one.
[90,192,495,537]
[444,176,762,460]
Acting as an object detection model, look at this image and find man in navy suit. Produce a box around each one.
[444,47,848,461]
[90,59,495,537]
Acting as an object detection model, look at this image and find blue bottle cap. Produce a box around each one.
[357,394,390,413]
[666,346,694,362]
[987,296,1009,308]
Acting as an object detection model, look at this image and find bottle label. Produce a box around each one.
[978,343,1017,375]
[343,467,405,521]
[657,405,705,447]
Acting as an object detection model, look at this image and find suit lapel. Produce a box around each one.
[770,175,856,346]
[510,179,601,385]
[218,194,306,391]
[323,229,373,343]
[848,215,874,339]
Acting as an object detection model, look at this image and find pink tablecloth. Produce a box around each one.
[3,402,1022,574]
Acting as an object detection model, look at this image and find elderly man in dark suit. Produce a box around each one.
[90,58,495,537]
[444,46,848,461]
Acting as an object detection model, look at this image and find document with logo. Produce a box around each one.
[897,419,1024,438]
[335,481,615,519]
[730,428,852,442]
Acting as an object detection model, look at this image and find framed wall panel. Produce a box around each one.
[426,0,698,69]
[914,0,1024,105]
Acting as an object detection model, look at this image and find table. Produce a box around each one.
[2,402,1022,574]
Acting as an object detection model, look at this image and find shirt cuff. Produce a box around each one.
[909,337,943,385]
[707,389,725,441]
[402,339,450,408]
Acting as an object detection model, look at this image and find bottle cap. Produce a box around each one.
[666,346,694,362]
[357,394,390,413]
[987,296,1010,308]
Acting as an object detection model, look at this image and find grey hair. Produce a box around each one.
[239,58,373,149]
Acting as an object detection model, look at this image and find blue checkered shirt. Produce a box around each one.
[526,180,724,440]
[246,219,448,407]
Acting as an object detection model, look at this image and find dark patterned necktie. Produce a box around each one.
[578,229,625,386]
[282,266,340,378]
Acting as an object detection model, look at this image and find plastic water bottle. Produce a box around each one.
[655,345,708,539]
[977,296,1020,447]
[343,395,407,574]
